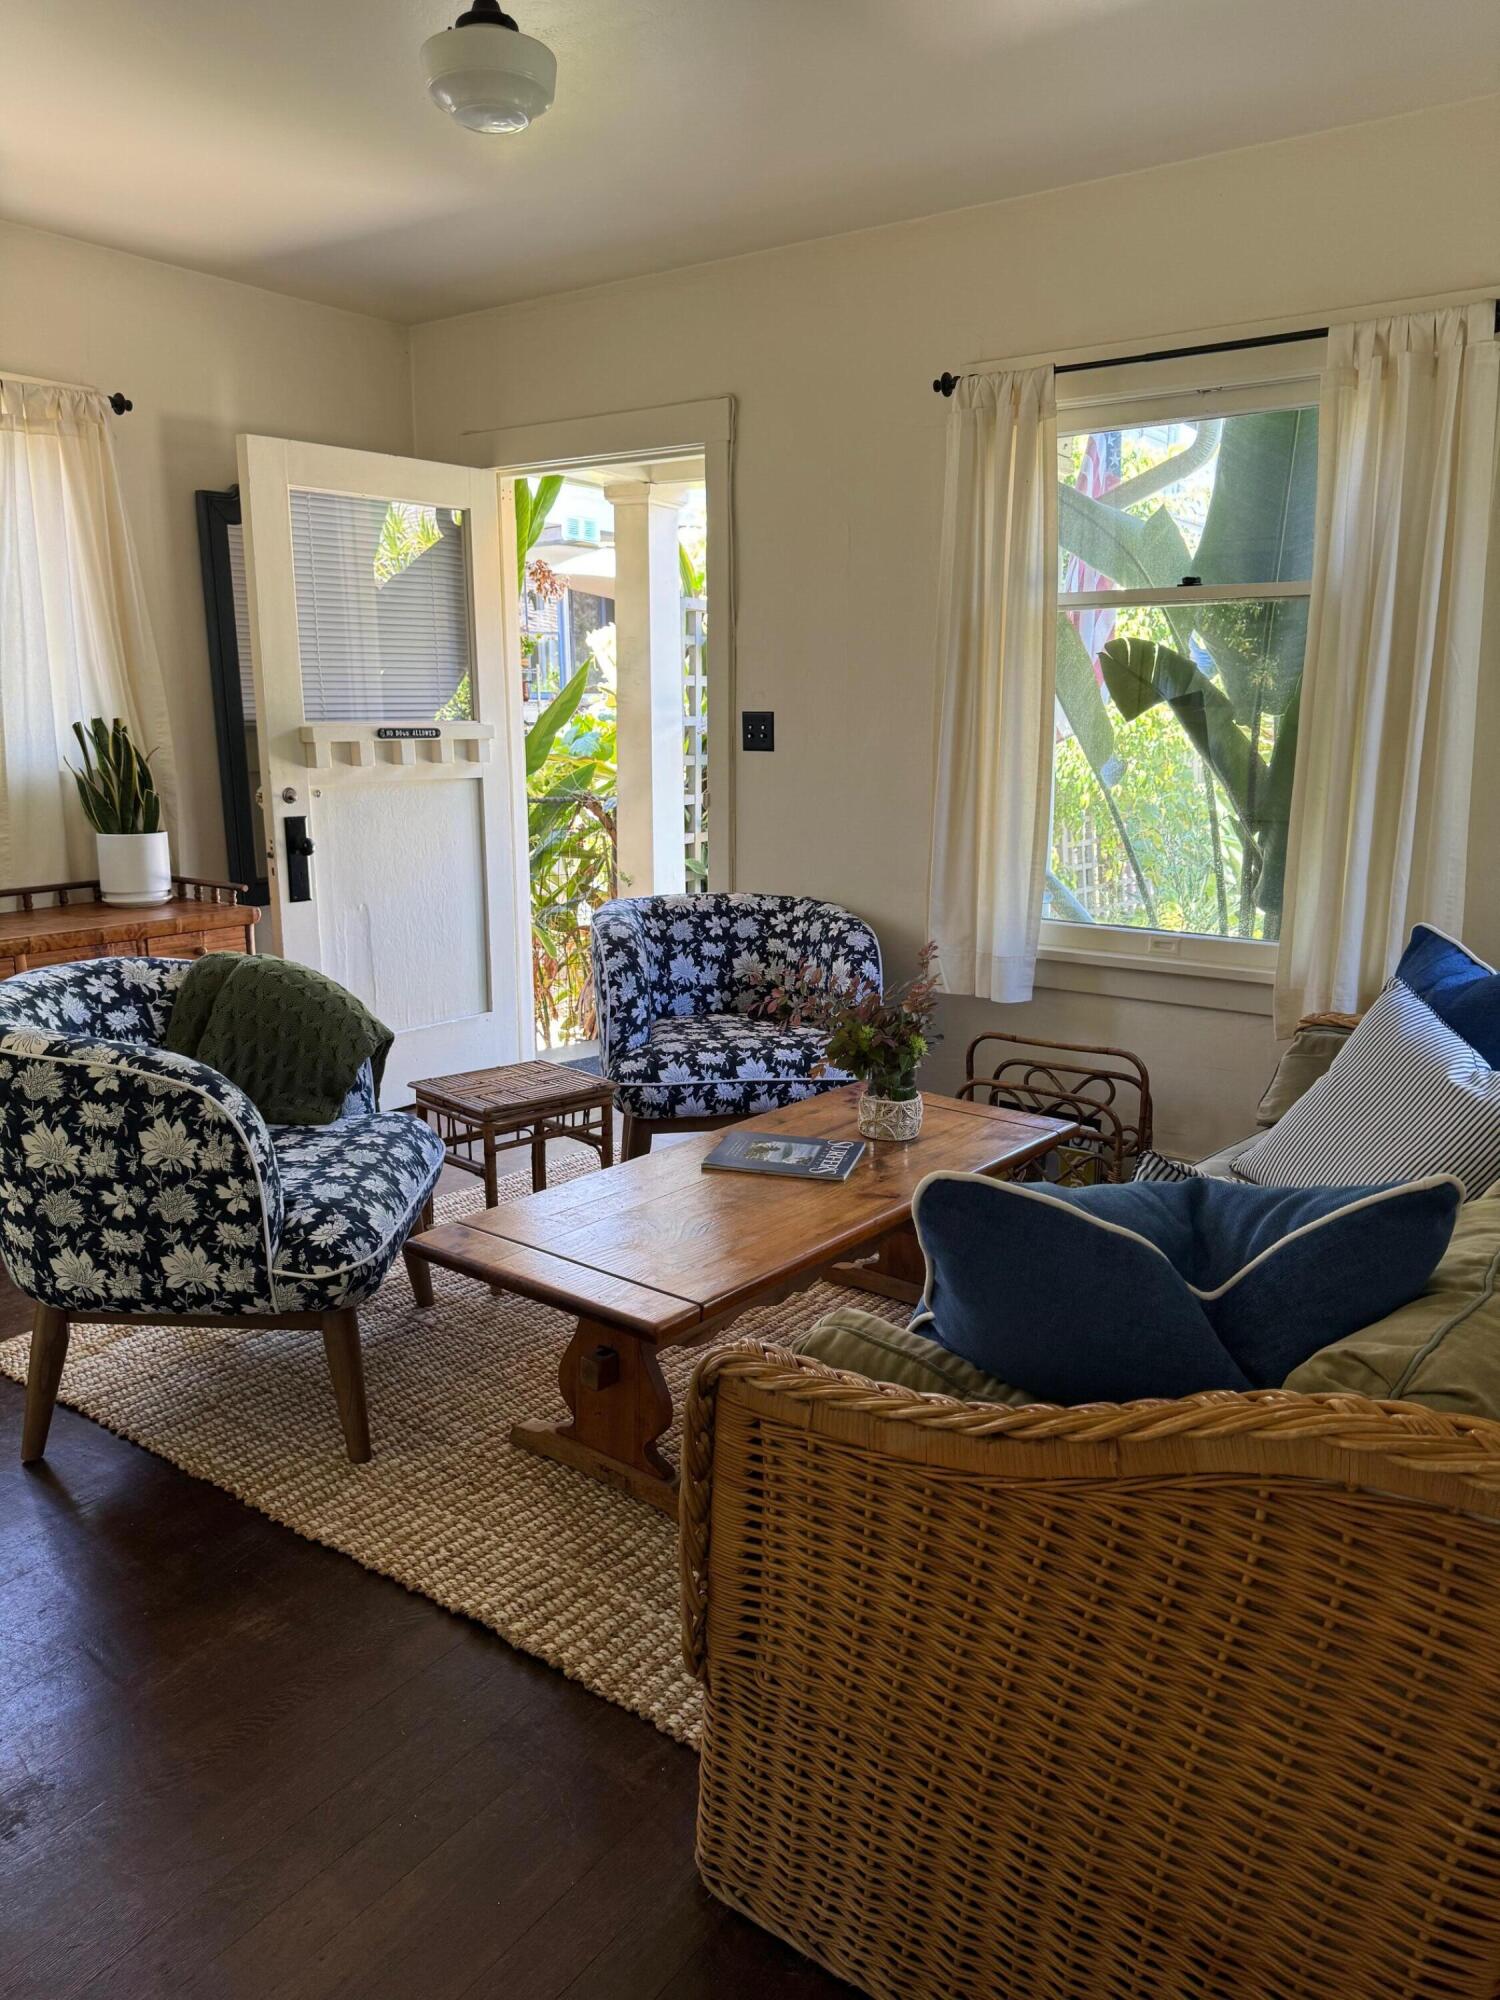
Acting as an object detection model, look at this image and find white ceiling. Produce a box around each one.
[3,1,1497,323]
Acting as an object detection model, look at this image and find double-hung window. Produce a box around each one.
[1045,359,1320,970]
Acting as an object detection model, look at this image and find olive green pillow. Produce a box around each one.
[1255,1021,1355,1129]
[786,1308,1031,1406]
[1285,1190,1500,1419]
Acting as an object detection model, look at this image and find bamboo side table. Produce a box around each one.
[412,1060,616,1202]
[0,876,258,976]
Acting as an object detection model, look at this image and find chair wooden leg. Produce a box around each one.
[403,1198,435,1308]
[320,1308,371,1463]
[21,1304,70,1465]
[621,1114,653,1161]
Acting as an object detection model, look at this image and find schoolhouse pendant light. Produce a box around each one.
[421,0,557,135]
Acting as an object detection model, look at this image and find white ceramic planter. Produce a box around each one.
[97,830,172,907]
[858,1089,924,1143]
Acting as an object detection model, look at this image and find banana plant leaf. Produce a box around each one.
[1188,409,1315,725]
[1058,485,1215,707]
[1193,408,1317,586]
[1054,613,1116,779]
[1060,410,1314,726]
[1057,482,1164,594]
[1098,636,1296,914]
[524,663,591,780]
[1195,598,1307,726]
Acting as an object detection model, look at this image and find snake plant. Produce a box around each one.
[67,717,162,835]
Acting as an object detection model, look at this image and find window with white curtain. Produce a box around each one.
[0,378,177,885]
[1046,381,1320,965]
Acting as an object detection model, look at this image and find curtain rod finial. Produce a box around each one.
[933,372,961,398]
[108,393,133,415]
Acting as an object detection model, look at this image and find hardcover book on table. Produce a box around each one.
[702,1130,866,1182]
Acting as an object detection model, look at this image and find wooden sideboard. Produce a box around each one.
[0,877,260,977]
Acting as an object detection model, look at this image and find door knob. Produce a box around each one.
[284,815,315,902]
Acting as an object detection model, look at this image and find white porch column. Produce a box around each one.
[606,479,685,896]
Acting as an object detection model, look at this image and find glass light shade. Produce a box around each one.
[421,22,557,134]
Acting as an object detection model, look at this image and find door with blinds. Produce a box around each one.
[235,436,529,1103]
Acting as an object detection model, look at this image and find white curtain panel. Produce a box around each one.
[928,365,1057,1003]
[1275,306,1499,1035]
[0,380,178,885]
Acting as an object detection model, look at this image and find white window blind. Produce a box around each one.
[288,491,473,723]
[226,519,255,717]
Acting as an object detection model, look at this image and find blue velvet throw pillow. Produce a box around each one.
[910,1170,1463,1405]
[1396,924,1500,1067]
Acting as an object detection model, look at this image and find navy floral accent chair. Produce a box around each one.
[591,893,883,1157]
[0,957,444,1465]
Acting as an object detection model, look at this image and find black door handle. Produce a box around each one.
[284,815,315,902]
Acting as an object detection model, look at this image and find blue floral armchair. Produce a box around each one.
[0,957,444,1464]
[590,893,882,1155]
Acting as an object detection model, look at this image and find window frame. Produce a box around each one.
[1042,343,1324,980]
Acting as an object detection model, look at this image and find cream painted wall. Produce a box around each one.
[0,221,412,881]
[410,97,1500,1158]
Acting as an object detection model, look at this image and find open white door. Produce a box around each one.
[236,436,530,1105]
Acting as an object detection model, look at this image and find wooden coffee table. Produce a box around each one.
[407,1086,1076,1514]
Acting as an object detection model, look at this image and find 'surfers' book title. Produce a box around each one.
[702,1131,866,1182]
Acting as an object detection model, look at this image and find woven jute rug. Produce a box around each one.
[0,1148,901,1746]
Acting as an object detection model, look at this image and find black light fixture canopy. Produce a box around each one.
[453,1,518,26]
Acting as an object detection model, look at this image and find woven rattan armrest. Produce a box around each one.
[680,1343,1500,2000]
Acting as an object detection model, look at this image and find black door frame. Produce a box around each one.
[195,487,270,908]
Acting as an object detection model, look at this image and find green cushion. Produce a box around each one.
[787,1308,1032,1406]
[1286,1189,1500,1419]
[1255,1021,1354,1129]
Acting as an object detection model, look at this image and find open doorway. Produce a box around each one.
[516,456,709,1052]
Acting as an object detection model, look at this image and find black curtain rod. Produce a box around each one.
[931,301,1500,395]
[108,393,133,415]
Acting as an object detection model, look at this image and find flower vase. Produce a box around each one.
[858,1087,923,1143]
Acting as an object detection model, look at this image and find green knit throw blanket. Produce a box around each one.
[164,954,394,1126]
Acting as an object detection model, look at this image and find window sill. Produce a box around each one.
[1034,942,1276,1016]
[1039,941,1274,984]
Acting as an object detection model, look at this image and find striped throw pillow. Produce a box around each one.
[1234,978,1500,1198]
[1133,1150,1203,1183]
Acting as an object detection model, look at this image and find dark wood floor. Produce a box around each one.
[0,1266,849,1999]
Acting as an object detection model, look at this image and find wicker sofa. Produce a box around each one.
[681,1017,1500,1998]
[681,1346,1500,2000]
